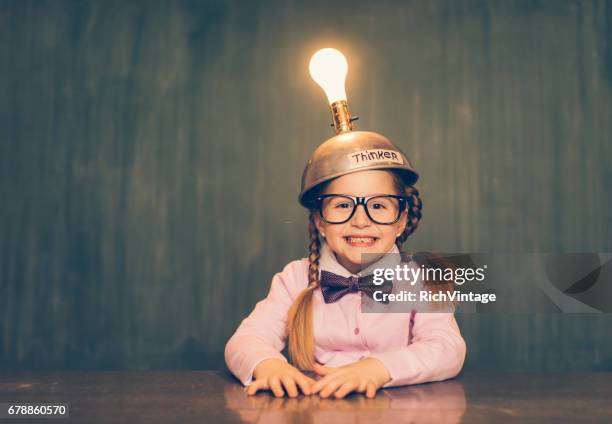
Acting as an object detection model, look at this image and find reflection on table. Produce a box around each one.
[224,377,466,424]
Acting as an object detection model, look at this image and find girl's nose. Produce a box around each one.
[350,204,371,227]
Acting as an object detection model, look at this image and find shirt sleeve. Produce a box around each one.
[368,312,467,388]
[224,261,304,386]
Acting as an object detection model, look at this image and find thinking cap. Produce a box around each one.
[299,48,419,208]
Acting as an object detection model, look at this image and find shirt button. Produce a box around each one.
[354,327,360,335]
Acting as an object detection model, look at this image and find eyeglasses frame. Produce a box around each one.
[314,194,408,225]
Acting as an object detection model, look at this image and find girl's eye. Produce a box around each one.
[371,202,386,209]
[335,202,352,209]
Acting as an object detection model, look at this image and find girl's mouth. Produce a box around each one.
[344,236,378,247]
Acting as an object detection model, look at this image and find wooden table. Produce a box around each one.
[0,371,610,423]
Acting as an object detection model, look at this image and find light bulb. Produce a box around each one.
[309,48,348,104]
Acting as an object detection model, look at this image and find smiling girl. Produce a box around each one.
[224,49,466,399]
[224,137,466,398]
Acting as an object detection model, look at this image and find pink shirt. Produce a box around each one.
[225,239,467,388]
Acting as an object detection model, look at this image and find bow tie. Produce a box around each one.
[319,270,393,304]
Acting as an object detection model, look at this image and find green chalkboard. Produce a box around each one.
[1,0,611,371]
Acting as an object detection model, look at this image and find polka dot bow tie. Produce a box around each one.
[319,270,393,304]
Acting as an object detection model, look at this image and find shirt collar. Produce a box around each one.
[318,238,401,278]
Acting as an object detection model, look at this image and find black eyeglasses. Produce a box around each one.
[315,194,407,225]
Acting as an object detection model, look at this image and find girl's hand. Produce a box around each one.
[311,357,391,399]
[247,358,316,398]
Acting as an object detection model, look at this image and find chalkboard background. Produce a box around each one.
[1,0,611,371]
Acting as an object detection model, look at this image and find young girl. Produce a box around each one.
[225,129,467,399]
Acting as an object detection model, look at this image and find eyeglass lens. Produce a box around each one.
[320,195,402,224]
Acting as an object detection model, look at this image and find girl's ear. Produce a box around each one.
[398,209,408,236]
[313,212,325,236]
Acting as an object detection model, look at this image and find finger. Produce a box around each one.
[334,380,359,398]
[269,377,285,398]
[280,376,299,398]
[319,377,346,398]
[311,366,344,394]
[246,379,266,396]
[293,373,313,395]
[366,383,376,398]
[311,373,339,394]
[296,370,318,384]
[313,362,334,376]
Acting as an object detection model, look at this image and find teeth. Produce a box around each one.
[346,237,376,243]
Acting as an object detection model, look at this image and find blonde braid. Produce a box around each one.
[390,176,453,300]
[396,185,423,249]
[306,211,321,288]
[287,210,320,370]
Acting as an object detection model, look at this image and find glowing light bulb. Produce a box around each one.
[309,48,348,104]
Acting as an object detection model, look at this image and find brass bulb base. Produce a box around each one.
[330,100,353,134]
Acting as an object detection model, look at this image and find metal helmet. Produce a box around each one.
[299,48,419,208]
[298,130,419,207]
